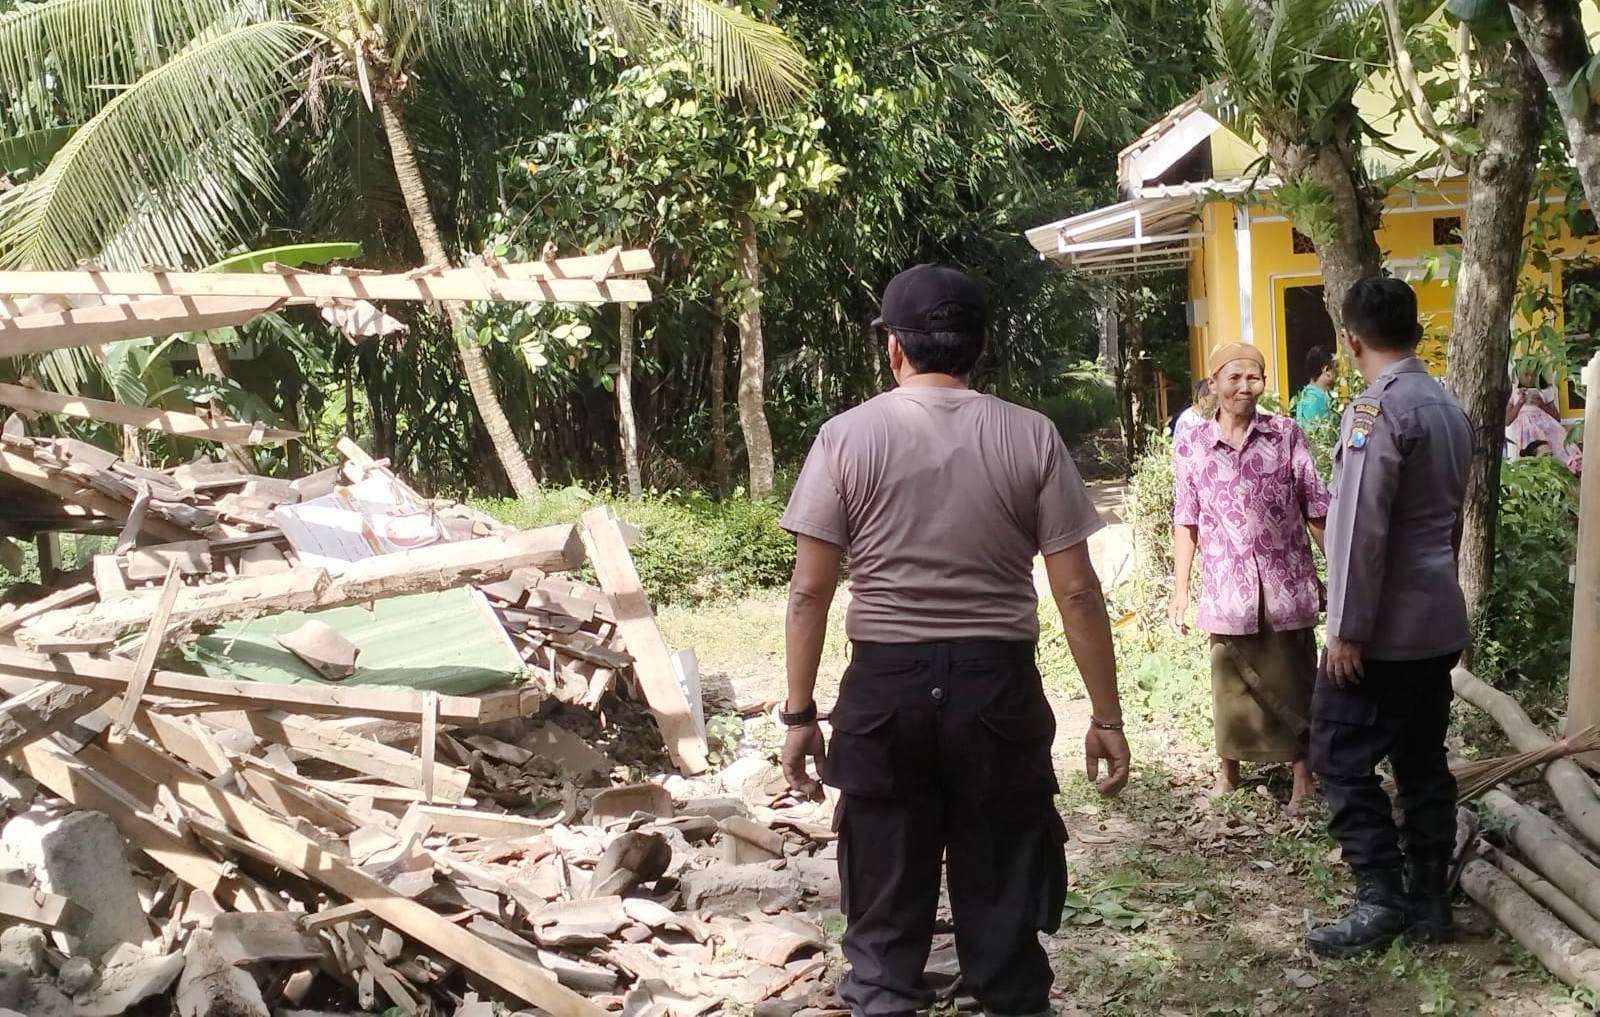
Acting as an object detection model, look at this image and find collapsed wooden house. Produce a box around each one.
[0,252,842,1015]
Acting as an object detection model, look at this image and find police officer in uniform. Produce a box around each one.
[1307,276,1473,957]
[777,264,1130,1016]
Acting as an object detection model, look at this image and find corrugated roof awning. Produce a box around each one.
[1024,193,1203,276]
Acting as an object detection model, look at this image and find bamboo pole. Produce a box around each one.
[1569,352,1600,759]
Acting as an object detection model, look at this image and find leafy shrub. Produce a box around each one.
[1029,362,1119,443]
[474,487,794,606]
[1125,431,1175,593]
[1475,458,1579,699]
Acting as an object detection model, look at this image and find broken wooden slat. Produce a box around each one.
[0,881,90,933]
[0,646,483,724]
[103,737,607,1016]
[0,295,285,359]
[0,681,116,756]
[125,539,212,581]
[0,382,300,445]
[110,562,184,740]
[501,248,655,280]
[92,555,129,600]
[0,266,651,307]
[580,507,708,773]
[18,524,586,649]
[201,711,470,803]
[404,804,559,840]
[0,448,192,542]
[0,582,93,636]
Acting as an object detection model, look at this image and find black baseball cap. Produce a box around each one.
[871,263,987,336]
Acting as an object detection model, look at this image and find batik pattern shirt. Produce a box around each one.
[1173,412,1331,635]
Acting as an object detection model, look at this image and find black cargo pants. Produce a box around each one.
[1308,653,1460,869]
[824,640,1067,1017]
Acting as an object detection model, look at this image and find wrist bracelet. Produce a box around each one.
[778,701,818,727]
[1091,717,1125,731]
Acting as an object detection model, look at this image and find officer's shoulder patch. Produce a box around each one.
[1348,426,1370,450]
[1352,398,1382,419]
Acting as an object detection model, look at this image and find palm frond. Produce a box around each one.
[0,125,75,178]
[0,0,254,122]
[0,20,317,270]
[403,0,808,112]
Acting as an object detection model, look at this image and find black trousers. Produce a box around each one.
[1308,653,1460,869]
[825,640,1066,1017]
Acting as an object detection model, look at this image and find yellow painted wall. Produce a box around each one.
[1185,186,1600,416]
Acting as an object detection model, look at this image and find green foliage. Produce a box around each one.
[1475,457,1579,699]
[1125,432,1176,586]
[1030,361,1119,443]
[1061,875,1149,930]
[474,488,795,605]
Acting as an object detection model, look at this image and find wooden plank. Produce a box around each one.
[502,248,655,280]
[0,267,652,306]
[0,582,94,636]
[125,539,211,580]
[0,646,483,724]
[19,524,585,648]
[110,562,183,740]
[0,295,284,358]
[10,737,279,913]
[420,692,438,804]
[0,681,115,756]
[0,449,192,542]
[404,804,555,840]
[0,383,300,444]
[92,554,130,600]
[580,507,708,773]
[201,711,470,803]
[1568,351,1600,760]
[101,737,605,1016]
[0,881,89,932]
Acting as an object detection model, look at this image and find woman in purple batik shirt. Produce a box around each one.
[1168,342,1331,812]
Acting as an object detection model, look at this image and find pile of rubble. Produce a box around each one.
[0,422,844,1015]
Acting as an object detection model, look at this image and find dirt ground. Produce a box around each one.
[660,590,1586,1017]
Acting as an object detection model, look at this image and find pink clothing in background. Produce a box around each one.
[1173,413,1331,635]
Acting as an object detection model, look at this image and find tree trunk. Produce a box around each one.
[709,299,731,495]
[734,214,775,499]
[1267,132,1385,340]
[191,338,251,473]
[1445,35,1544,643]
[375,95,539,499]
[616,303,642,499]
[1510,0,1600,210]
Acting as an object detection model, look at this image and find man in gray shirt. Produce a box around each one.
[1307,276,1473,958]
[778,264,1129,1017]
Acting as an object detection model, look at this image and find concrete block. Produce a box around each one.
[1,809,149,957]
[0,926,45,975]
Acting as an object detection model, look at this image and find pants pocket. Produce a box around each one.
[978,705,1058,797]
[1309,679,1381,779]
[823,699,898,798]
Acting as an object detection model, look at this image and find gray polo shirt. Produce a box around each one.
[1325,357,1473,660]
[780,386,1104,643]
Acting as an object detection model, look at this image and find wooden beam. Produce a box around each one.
[10,736,280,913]
[110,562,182,740]
[103,737,606,1016]
[0,681,115,756]
[1568,351,1600,757]
[0,881,90,932]
[501,248,654,280]
[0,266,652,306]
[17,524,586,648]
[0,295,283,358]
[200,711,470,803]
[0,449,191,541]
[0,582,94,636]
[403,804,555,840]
[0,646,483,724]
[0,383,300,445]
[580,507,708,773]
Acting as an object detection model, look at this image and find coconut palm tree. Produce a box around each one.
[0,1,811,496]
[1207,0,1386,336]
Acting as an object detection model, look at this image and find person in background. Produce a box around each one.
[1506,365,1577,467]
[1169,342,1330,812]
[1295,345,1338,428]
[1521,440,1553,458]
[1308,277,1473,958]
[779,264,1129,1017]
[1171,378,1215,438]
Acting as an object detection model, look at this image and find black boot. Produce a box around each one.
[1403,852,1455,943]
[1306,866,1407,958]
